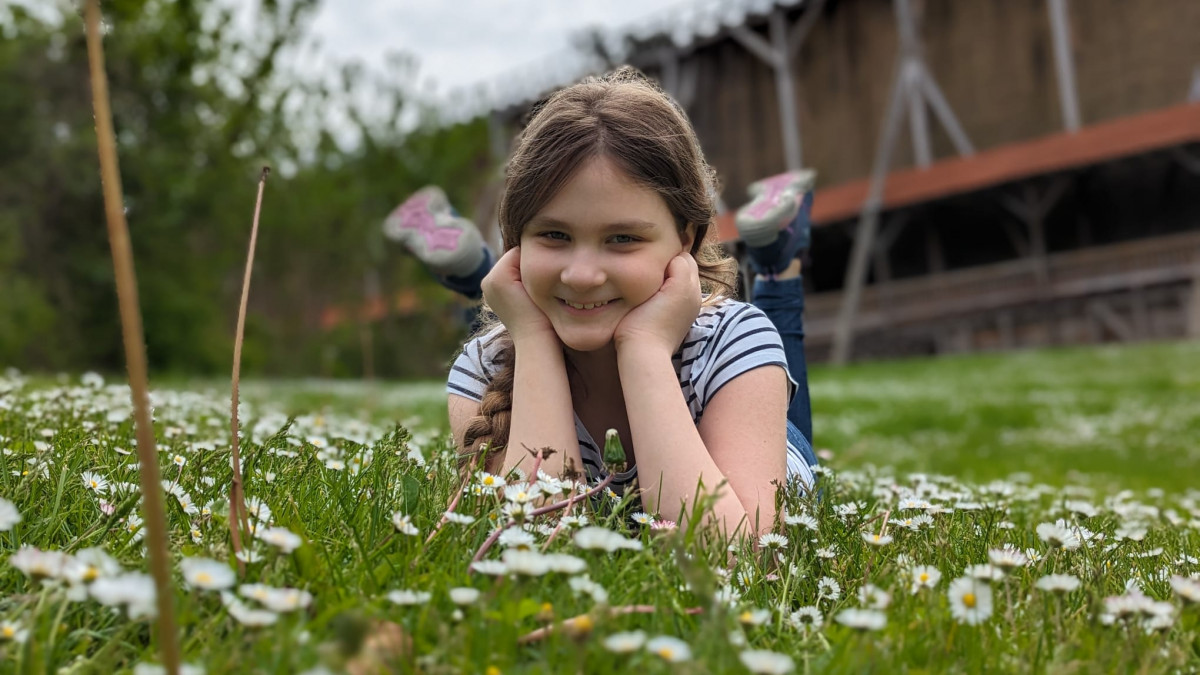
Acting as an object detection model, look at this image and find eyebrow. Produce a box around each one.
[527,216,661,234]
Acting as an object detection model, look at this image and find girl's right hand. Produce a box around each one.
[480,247,557,345]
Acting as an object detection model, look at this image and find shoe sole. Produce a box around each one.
[384,186,484,277]
[736,170,816,247]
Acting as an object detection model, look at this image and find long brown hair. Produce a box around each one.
[460,66,739,470]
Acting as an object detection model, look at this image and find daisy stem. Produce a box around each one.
[469,473,615,569]
[424,455,479,547]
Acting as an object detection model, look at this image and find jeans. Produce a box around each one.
[751,275,813,448]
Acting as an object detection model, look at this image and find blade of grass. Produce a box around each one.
[83,1,180,672]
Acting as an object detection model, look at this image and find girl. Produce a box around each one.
[385,68,817,536]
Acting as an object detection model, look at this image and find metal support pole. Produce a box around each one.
[830,0,974,363]
[770,9,803,169]
[1047,0,1082,132]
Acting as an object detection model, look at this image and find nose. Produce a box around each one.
[560,249,607,290]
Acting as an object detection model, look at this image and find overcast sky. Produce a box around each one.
[305,0,689,100]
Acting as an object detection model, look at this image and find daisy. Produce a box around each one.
[255,527,303,554]
[784,512,819,531]
[1036,521,1081,550]
[573,526,642,552]
[630,512,654,525]
[834,608,886,631]
[470,560,508,576]
[861,532,893,546]
[224,595,279,626]
[81,471,109,494]
[904,566,939,595]
[787,606,823,632]
[386,589,432,605]
[1170,575,1200,604]
[500,550,551,576]
[817,577,842,602]
[739,649,795,674]
[1035,574,1081,594]
[9,546,68,579]
[0,620,28,644]
[180,557,235,591]
[477,472,506,490]
[503,484,540,505]
[947,576,993,625]
[0,498,21,531]
[759,533,788,551]
[497,528,536,550]
[645,635,692,662]
[602,630,646,654]
[965,564,1005,582]
[816,546,838,559]
[90,572,158,618]
[255,587,313,613]
[391,512,419,536]
[987,547,1028,571]
[444,511,475,525]
[543,553,588,574]
[448,587,480,605]
[857,583,891,609]
[737,608,771,626]
[650,519,677,531]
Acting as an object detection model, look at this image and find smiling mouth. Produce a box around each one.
[558,298,615,310]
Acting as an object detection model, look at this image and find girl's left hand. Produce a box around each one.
[613,252,701,356]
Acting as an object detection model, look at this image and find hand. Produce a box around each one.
[480,246,557,345]
[613,252,701,356]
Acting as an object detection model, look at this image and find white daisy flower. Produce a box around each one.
[817,577,841,602]
[759,533,788,550]
[602,630,646,653]
[787,605,823,632]
[1035,574,1081,594]
[947,576,993,625]
[477,472,506,490]
[448,587,481,605]
[834,608,886,631]
[81,471,109,494]
[988,547,1028,571]
[181,557,235,591]
[737,608,771,626]
[470,560,508,576]
[0,498,21,531]
[0,620,29,644]
[910,565,942,593]
[498,528,536,550]
[785,512,819,531]
[1170,575,1200,604]
[630,511,654,525]
[503,484,540,505]
[861,532,893,546]
[387,589,432,606]
[857,583,891,609]
[391,512,419,536]
[739,649,795,674]
[573,526,643,552]
[444,511,475,525]
[255,527,303,554]
[646,635,692,662]
[9,546,68,579]
[1036,521,1081,550]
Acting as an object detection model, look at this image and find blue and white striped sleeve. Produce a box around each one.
[445,327,505,402]
[698,304,798,407]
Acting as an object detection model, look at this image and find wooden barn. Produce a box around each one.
[479,0,1200,362]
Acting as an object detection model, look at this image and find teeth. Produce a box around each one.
[565,299,609,310]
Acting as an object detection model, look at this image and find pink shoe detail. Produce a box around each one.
[392,194,463,252]
[745,173,801,219]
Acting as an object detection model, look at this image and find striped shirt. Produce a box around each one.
[446,297,815,492]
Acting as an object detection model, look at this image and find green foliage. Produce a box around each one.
[0,0,493,377]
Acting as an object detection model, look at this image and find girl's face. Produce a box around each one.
[520,155,693,353]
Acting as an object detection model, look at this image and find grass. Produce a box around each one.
[0,340,1198,673]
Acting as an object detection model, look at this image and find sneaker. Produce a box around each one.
[383,186,486,278]
[735,169,816,275]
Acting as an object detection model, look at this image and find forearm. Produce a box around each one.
[617,346,754,535]
[501,336,583,480]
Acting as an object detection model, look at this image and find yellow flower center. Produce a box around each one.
[739,611,753,622]
[83,566,99,582]
[196,572,212,584]
[485,667,501,675]
[657,648,674,659]
[963,593,976,608]
[919,573,929,583]
[2,625,14,638]
[90,481,98,488]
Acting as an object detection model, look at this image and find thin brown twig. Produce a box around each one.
[83,1,179,672]
[229,167,269,575]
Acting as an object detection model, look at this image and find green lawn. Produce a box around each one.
[0,341,1197,674]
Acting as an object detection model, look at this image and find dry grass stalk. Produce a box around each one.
[83,0,180,672]
[229,167,270,574]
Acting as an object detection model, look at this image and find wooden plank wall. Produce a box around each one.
[667,0,1200,204]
